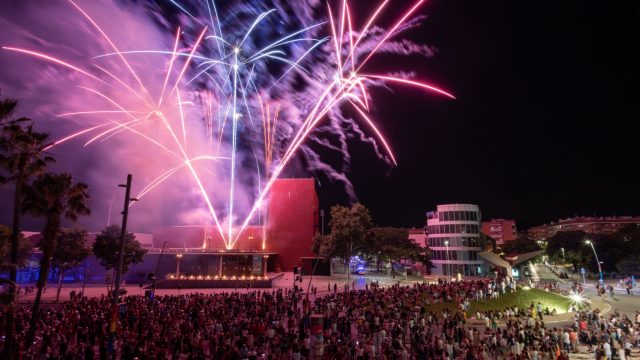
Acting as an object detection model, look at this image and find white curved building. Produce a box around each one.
[426,204,489,277]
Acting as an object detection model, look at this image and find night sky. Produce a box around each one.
[319,0,640,230]
[1,0,639,233]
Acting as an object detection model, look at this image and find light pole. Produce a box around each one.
[107,194,115,226]
[249,236,253,252]
[82,268,89,297]
[585,240,603,284]
[151,241,168,303]
[108,174,138,352]
[176,254,182,278]
[263,255,269,277]
[445,239,450,279]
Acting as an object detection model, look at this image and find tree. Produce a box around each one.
[499,237,542,255]
[370,227,432,279]
[546,230,622,273]
[563,250,591,269]
[21,172,91,346]
[92,224,147,291]
[611,225,640,256]
[0,92,56,360]
[323,203,372,280]
[0,225,34,308]
[0,224,34,269]
[51,227,92,302]
[617,254,640,274]
[311,232,333,262]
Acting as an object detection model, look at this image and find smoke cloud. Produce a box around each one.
[0,0,435,235]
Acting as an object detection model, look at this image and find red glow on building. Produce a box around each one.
[152,179,319,274]
[482,219,517,244]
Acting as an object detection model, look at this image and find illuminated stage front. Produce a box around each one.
[150,179,322,278]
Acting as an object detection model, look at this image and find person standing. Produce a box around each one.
[602,341,612,360]
[537,302,543,321]
[562,329,570,354]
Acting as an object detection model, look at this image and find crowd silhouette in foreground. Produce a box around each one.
[0,277,638,360]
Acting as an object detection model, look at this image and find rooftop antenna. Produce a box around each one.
[107,194,115,226]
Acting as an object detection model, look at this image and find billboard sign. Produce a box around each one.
[252,256,263,275]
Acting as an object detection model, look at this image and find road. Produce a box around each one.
[527,261,638,322]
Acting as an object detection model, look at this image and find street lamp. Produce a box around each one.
[82,268,90,297]
[150,241,168,304]
[176,254,183,278]
[248,236,253,252]
[585,240,603,284]
[109,174,137,353]
[561,248,565,267]
[445,239,450,279]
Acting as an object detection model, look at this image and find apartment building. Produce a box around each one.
[482,219,517,244]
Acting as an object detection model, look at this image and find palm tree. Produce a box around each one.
[0,92,56,360]
[21,172,91,347]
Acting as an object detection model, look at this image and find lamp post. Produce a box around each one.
[445,239,450,279]
[249,236,253,252]
[585,240,603,284]
[263,255,269,277]
[561,247,565,269]
[82,268,89,297]
[151,241,168,303]
[108,174,138,352]
[176,254,182,278]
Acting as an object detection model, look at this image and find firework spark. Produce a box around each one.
[3,0,454,249]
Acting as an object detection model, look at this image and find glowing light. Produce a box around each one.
[6,0,455,253]
[2,47,106,84]
[361,75,456,99]
[350,102,397,165]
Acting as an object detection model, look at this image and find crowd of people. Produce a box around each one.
[0,277,638,360]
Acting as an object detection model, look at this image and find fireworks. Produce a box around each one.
[3,0,454,249]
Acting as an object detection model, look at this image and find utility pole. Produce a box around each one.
[107,194,115,226]
[151,241,168,304]
[108,174,137,352]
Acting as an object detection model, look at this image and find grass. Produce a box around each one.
[373,286,582,317]
[465,287,582,315]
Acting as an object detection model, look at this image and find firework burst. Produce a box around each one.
[2,0,454,248]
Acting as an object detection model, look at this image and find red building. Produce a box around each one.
[482,219,517,244]
[151,179,320,276]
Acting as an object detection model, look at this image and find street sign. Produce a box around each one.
[581,268,585,274]
[571,266,575,271]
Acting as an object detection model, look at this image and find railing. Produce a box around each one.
[146,248,271,254]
